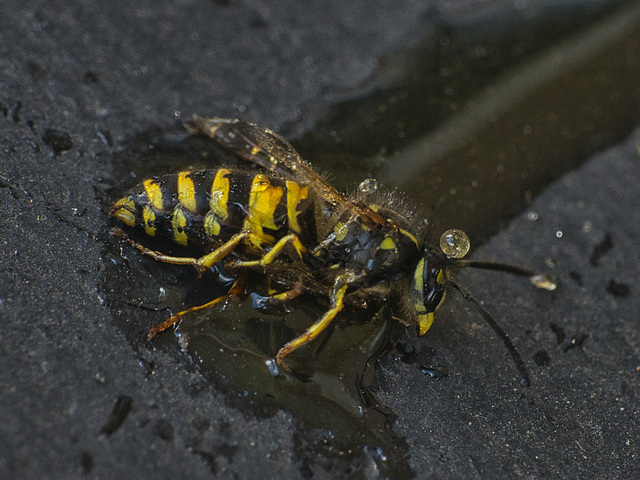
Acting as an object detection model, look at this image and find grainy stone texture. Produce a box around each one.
[1,1,638,478]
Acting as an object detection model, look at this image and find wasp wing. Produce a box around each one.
[186,116,395,230]
[185,116,347,208]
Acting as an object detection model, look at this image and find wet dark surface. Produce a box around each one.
[1,0,640,478]
[292,0,640,246]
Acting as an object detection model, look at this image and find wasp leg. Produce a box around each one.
[275,276,350,371]
[268,281,304,302]
[251,281,304,311]
[230,233,306,268]
[111,227,249,276]
[148,273,247,339]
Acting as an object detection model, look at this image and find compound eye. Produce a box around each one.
[439,229,470,258]
[410,256,446,336]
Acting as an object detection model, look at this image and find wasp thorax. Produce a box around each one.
[439,229,470,259]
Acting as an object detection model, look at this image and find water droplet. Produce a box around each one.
[212,191,223,202]
[530,274,557,291]
[527,211,538,221]
[555,230,563,238]
[375,447,388,462]
[358,178,378,194]
[439,229,470,258]
[265,359,280,376]
[175,331,189,351]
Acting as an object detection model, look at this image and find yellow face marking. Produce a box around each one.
[111,197,136,226]
[171,206,189,246]
[399,228,419,248]
[417,312,435,336]
[142,205,156,237]
[204,211,221,237]
[413,257,425,293]
[380,236,396,250]
[243,174,284,245]
[333,222,349,242]
[210,169,230,220]
[177,172,197,213]
[143,179,164,210]
[436,269,445,284]
[285,181,308,234]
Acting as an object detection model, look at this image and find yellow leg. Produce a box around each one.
[230,233,306,268]
[275,278,349,371]
[111,227,249,276]
[252,282,304,311]
[147,274,246,339]
[268,281,304,303]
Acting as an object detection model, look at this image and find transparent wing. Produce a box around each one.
[185,116,394,229]
[185,116,346,207]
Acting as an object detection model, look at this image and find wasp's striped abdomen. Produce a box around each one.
[110,168,314,251]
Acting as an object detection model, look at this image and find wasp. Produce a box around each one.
[110,116,556,383]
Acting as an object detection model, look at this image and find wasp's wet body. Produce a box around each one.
[111,116,555,380]
[114,156,429,303]
[117,169,304,250]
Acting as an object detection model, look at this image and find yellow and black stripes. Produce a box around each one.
[110,168,316,252]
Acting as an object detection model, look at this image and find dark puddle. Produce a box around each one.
[290,1,640,246]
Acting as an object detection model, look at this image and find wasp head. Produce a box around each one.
[408,245,448,335]
[408,229,471,335]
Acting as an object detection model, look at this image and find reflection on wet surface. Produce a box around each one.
[291,1,640,246]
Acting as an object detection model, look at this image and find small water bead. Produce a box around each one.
[265,359,280,376]
[211,191,224,203]
[358,178,378,194]
[530,274,558,291]
[440,229,471,259]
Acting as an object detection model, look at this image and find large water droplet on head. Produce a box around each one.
[440,229,471,258]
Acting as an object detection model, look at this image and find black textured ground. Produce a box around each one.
[1,1,639,478]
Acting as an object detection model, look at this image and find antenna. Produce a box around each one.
[448,280,532,387]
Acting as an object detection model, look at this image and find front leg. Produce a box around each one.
[275,272,358,372]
